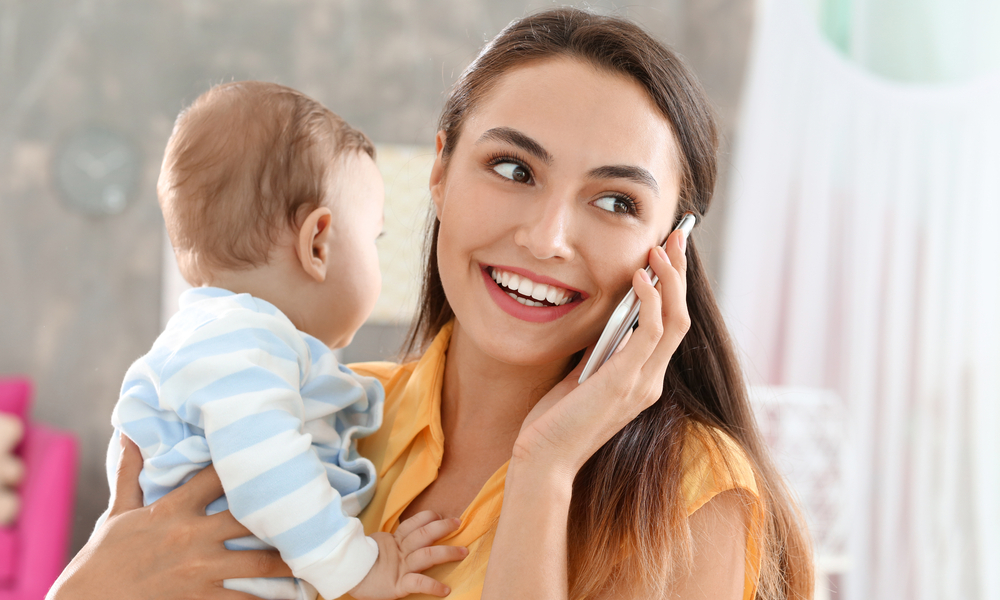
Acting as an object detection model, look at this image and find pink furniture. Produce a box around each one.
[0,377,78,600]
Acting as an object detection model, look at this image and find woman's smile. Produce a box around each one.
[479,264,587,323]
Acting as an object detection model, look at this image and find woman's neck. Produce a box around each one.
[440,321,573,448]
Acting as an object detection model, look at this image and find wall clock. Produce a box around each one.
[54,127,140,216]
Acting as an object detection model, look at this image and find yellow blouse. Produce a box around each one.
[336,322,762,600]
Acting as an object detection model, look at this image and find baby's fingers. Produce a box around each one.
[406,544,469,573]
[395,510,441,540]
[399,573,452,598]
[401,517,462,554]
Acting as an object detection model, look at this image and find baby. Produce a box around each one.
[98,81,461,600]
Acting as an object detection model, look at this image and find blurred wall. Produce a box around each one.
[0,0,751,555]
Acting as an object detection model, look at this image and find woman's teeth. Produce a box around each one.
[490,267,574,307]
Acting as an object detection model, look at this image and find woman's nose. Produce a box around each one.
[513,192,576,261]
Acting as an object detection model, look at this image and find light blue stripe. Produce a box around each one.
[179,287,234,307]
[120,415,188,448]
[325,467,363,495]
[139,459,211,504]
[224,537,271,551]
[207,495,229,515]
[302,335,329,365]
[300,374,364,408]
[179,367,294,423]
[146,446,207,474]
[227,451,324,519]
[140,475,175,504]
[167,306,219,334]
[269,497,352,559]
[247,296,281,317]
[160,328,299,384]
[208,409,300,460]
[120,379,159,408]
[140,344,176,378]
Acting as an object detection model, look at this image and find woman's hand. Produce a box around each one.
[514,227,690,474]
[483,230,690,600]
[46,437,291,600]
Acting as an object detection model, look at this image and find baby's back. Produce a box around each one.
[100,287,384,599]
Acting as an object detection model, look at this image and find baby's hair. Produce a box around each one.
[158,81,374,280]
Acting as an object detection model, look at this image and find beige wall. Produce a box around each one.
[0,0,752,554]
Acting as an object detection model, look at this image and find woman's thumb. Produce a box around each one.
[110,434,144,515]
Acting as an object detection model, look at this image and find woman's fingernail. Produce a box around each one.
[657,246,671,265]
[679,232,687,253]
[640,269,651,284]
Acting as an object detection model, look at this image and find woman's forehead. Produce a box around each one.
[459,56,681,183]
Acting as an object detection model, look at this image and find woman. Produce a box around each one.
[49,8,812,600]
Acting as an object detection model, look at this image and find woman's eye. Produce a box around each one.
[493,162,531,183]
[594,196,633,214]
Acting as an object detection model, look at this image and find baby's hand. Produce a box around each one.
[349,510,468,599]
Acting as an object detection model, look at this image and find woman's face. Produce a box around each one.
[431,57,682,366]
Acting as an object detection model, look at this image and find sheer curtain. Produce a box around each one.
[720,0,1000,598]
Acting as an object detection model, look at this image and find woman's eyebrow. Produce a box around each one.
[476,127,552,165]
[587,165,659,196]
[476,127,657,195]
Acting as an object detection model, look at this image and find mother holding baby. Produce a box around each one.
[49,8,812,600]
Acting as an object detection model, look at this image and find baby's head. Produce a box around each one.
[158,81,384,348]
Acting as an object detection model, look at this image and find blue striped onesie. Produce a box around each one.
[100,287,384,600]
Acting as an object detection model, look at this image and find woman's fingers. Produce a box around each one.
[110,434,145,516]
[50,449,289,600]
[646,229,691,369]
[600,260,664,376]
[631,257,665,351]
[210,587,283,600]
[667,223,689,283]
[168,464,225,511]
[594,233,689,403]
[613,327,633,354]
[203,510,252,542]
[216,549,293,580]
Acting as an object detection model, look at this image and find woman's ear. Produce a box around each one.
[297,206,334,282]
[429,130,447,220]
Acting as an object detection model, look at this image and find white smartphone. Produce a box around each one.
[577,211,697,383]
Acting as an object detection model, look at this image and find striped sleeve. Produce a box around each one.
[158,310,378,598]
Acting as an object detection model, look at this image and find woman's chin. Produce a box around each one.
[454,317,590,370]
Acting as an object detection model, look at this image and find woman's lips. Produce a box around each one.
[480,265,585,323]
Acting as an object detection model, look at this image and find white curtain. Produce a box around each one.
[720,0,1000,598]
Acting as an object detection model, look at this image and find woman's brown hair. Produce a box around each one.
[406,8,813,599]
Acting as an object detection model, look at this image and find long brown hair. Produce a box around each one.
[406,8,813,599]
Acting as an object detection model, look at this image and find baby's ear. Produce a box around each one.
[297,206,334,282]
